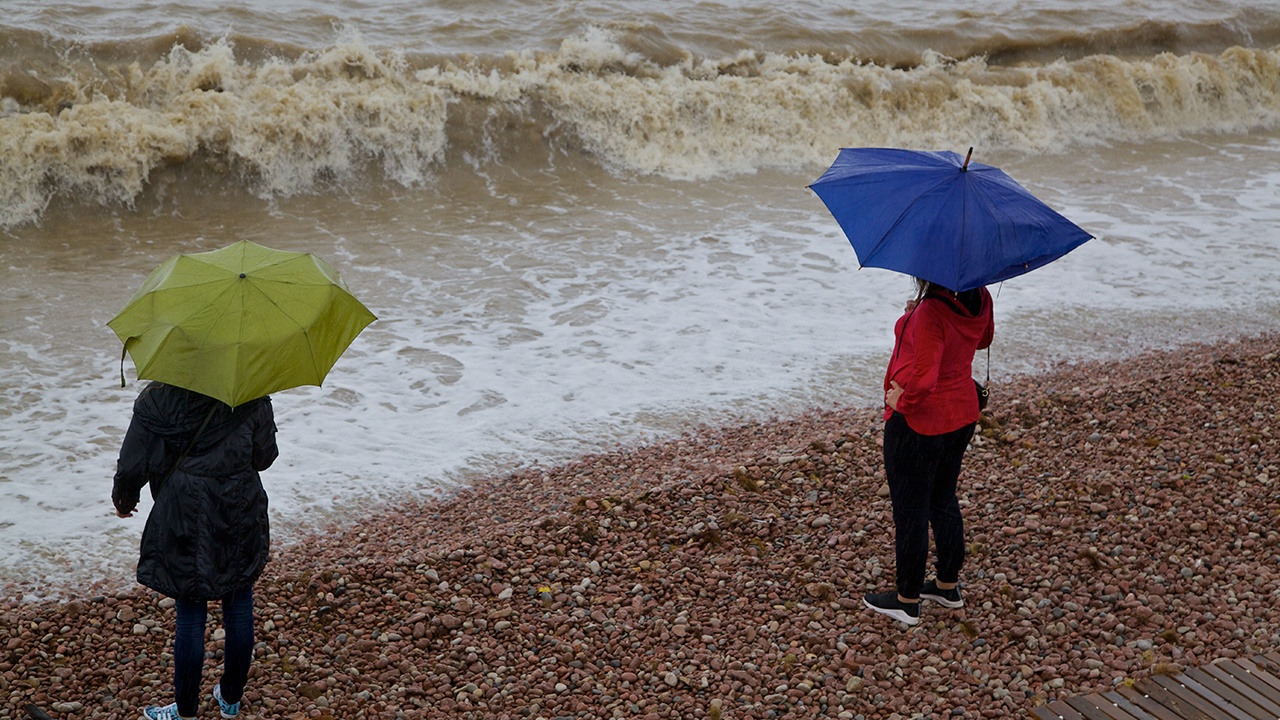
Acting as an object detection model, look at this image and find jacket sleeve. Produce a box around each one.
[252,397,279,472]
[894,308,946,416]
[112,415,155,515]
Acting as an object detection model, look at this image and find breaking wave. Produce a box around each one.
[1,25,1278,227]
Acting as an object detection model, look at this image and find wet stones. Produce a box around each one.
[4,334,1280,718]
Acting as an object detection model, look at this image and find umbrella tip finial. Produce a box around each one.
[962,147,973,171]
[239,273,247,279]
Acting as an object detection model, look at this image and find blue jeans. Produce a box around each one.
[883,412,975,599]
[173,586,254,716]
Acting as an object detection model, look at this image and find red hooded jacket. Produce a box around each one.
[883,288,994,436]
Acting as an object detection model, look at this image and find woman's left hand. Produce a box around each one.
[886,381,904,411]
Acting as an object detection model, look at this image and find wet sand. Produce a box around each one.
[3,333,1278,719]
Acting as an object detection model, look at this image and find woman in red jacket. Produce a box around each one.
[863,279,994,626]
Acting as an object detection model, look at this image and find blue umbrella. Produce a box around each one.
[809,147,1093,291]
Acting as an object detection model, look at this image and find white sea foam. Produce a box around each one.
[2,133,1279,599]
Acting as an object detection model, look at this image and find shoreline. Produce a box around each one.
[3,332,1278,719]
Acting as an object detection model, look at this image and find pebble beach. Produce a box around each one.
[3,333,1278,720]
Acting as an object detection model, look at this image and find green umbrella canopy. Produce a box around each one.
[108,240,376,408]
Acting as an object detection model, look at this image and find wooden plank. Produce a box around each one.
[1047,699,1090,719]
[1167,671,1254,720]
[1050,654,1280,720]
[1156,672,1253,720]
[1246,656,1280,689]
[1115,685,1187,720]
[1143,674,1235,720]
[1136,676,1217,720]
[1102,690,1162,720]
[1182,666,1274,712]
[1070,692,1149,720]
[1198,661,1280,712]
[1232,658,1280,696]
[1066,694,1128,720]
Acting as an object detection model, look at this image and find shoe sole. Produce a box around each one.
[920,591,964,609]
[140,708,190,720]
[862,596,920,626]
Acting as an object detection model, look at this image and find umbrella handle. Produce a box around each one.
[961,147,973,171]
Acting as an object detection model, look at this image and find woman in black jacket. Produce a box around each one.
[113,382,277,720]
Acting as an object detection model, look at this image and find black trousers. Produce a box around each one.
[883,412,975,599]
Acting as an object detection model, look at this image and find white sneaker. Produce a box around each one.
[213,684,241,718]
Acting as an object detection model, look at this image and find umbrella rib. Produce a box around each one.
[243,278,326,385]
[859,173,957,270]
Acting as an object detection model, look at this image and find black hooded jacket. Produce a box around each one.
[113,382,278,601]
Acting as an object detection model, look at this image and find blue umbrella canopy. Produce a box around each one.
[809,147,1094,291]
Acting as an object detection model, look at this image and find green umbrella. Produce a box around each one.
[109,240,376,407]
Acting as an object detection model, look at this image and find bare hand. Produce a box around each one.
[115,508,135,518]
[904,300,918,313]
[885,381,904,411]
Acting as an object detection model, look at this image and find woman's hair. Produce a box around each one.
[914,277,966,301]
[916,277,985,315]
[913,277,935,302]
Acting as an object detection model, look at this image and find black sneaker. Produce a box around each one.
[920,580,964,608]
[862,591,920,626]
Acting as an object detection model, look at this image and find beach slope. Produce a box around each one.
[3,334,1278,719]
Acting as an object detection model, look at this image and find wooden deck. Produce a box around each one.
[1030,652,1280,720]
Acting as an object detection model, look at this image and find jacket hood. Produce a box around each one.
[133,382,266,451]
[927,288,992,343]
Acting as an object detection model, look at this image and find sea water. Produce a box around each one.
[1,0,1278,598]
